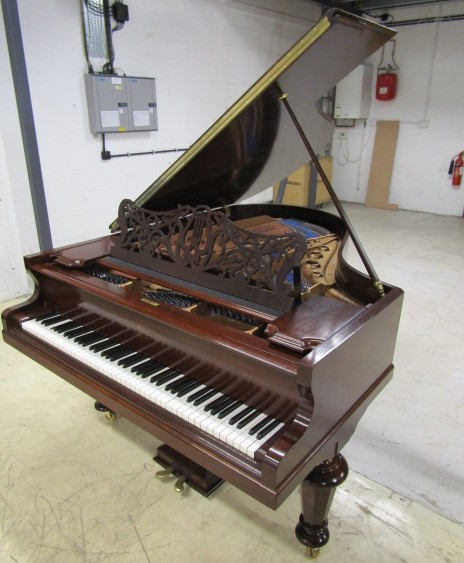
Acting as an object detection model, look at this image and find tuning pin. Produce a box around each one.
[155,465,175,479]
[174,475,187,492]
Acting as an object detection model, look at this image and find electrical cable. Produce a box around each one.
[100,134,187,160]
[368,11,464,27]
[102,0,115,74]
[336,123,373,166]
[84,0,104,16]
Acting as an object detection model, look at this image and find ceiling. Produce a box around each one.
[306,0,452,16]
[235,1,463,26]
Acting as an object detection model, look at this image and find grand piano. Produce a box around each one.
[2,9,403,557]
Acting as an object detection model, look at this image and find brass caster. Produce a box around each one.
[156,465,174,479]
[306,547,320,559]
[174,475,187,492]
[105,410,116,422]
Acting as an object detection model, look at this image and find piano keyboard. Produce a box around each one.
[22,313,284,459]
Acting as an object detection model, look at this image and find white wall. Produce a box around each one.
[0,5,38,299]
[332,2,464,216]
[0,0,318,298]
[13,0,315,249]
[0,129,31,300]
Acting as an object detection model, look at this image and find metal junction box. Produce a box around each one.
[85,74,158,134]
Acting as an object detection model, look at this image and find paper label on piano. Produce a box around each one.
[101,111,120,128]
[133,111,150,127]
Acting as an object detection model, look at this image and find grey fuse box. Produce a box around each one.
[85,74,158,134]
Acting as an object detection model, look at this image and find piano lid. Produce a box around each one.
[110,9,395,230]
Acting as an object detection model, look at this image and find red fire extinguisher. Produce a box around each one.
[376,41,399,101]
[452,153,463,187]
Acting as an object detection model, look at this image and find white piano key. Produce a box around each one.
[226,413,268,447]
[245,423,285,458]
[22,318,284,460]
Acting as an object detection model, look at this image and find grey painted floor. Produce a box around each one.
[1,203,463,561]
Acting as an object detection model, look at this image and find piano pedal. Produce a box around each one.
[155,464,187,493]
[154,444,224,497]
[94,401,117,422]
[155,465,175,479]
[174,474,187,493]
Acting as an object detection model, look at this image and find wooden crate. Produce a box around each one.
[273,157,333,207]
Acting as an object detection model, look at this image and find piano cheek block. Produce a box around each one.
[265,297,363,352]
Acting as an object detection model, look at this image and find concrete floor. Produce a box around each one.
[1,203,464,561]
[336,204,464,526]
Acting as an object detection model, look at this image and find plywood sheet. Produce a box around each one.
[365,121,399,210]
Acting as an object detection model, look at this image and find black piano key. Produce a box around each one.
[75,332,105,345]
[95,343,120,356]
[165,376,190,392]
[217,400,242,419]
[103,346,132,361]
[154,369,181,386]
[229,406,254,425]
[63,326,91,338]
[89,339,116,352]
[177,381,202,397]
[248,415,274,436]
[118,353,147,368]
[100,344,126,359]
[192,388,218,406]
[186,386,212,403]
[109,348,134,361]
[170,377,198,395]
[36,311,58,322]
[256,419,281,441]
[210,397,236,416]
[135,360,164,375]
[204,394,230,412]
[131,359,161,374]
[149,366,175,383]
[139,364,166,379]
[52,321,79,333]
[236,410,260,429]
[171,377,195,393]
[41,314,67,326]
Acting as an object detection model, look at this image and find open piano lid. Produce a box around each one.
[110,9,394,229]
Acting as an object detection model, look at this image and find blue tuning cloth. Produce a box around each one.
[279,218,321,239]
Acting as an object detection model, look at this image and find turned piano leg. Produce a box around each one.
[94,401,116,422]
[295,454,349,558]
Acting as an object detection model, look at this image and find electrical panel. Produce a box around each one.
[334,64,373,120]
[85,74,158,134]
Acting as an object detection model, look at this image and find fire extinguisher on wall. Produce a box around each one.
[450,152,463,187]
[376,40,399,101]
